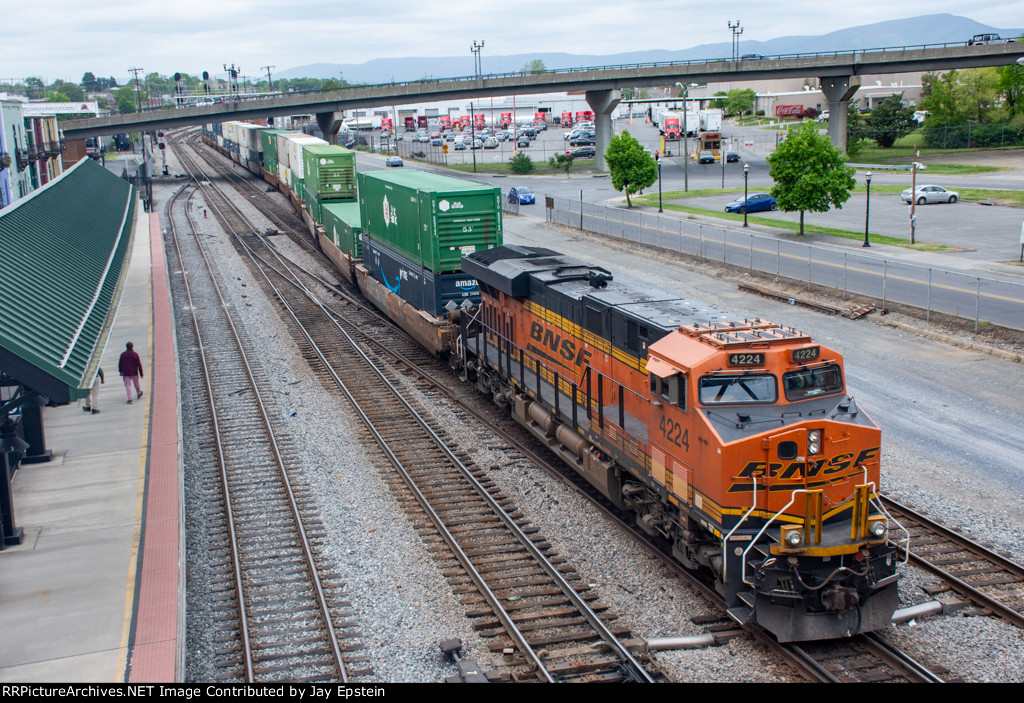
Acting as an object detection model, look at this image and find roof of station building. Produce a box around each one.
[0,157,136,404]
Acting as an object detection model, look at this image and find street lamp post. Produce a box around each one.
[675,82,695,192]
[658,160,663,212]
[743,163,749,227]
[863,171,872,247]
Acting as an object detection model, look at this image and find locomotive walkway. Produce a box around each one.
[0,208,183,682]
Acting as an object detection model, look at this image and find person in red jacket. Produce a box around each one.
[118,341,145,404]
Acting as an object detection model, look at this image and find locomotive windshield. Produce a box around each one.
[699,374,777,404]
[783,364,844,401]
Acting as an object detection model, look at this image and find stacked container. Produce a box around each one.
[281,134,327,198]
[260,129,288,176]
[358,170,502,273]
[321,201,362,259]
[302,145,357,222]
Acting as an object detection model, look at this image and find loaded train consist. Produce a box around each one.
[202,121,904,643]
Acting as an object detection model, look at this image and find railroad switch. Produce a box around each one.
[440,638,502,683]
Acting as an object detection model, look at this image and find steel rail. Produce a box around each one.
[173,139,351,683]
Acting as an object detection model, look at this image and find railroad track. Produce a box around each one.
[168,148,364,682]
[882,497,1024,629]
[184,129,1009,683]
[173,133,660,683]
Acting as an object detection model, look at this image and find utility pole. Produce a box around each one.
[261,65,275,93]
[128,67,144,113]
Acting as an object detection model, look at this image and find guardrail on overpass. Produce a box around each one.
[61,41,1023,141]
[545,195,1024,333]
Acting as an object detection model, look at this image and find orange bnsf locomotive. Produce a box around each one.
[459,245,901,642]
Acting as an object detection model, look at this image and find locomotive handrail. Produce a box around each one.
[721,475,760,585]
[739,488,819,586]
[860,469,911,566]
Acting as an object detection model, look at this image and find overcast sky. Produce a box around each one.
[5,2,1023,84]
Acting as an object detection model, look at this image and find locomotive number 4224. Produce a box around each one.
[659,416,689,450]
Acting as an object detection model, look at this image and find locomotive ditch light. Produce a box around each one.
[807,429,822,455]
[781,525,804,548]
[867,516,887,539]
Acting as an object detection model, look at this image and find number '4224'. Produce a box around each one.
[659,416,689,450]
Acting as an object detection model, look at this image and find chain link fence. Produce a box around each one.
[545,195,1024,332]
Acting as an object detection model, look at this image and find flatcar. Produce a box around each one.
[458,245,902,642]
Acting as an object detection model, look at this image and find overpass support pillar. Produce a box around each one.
[819,76,860,154]
[316,111,343,145]
[586,89,621,171]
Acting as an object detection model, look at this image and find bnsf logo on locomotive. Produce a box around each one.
[729,447,880,492]
[529,321,593,368]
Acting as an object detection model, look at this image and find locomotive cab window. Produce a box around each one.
[699,374,777,405]
[651,373,687,410]
[783,364,844,401]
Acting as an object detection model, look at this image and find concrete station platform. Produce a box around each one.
[0,207,183,682]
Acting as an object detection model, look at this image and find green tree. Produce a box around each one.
[114,86,137,114]
[866,94,915,148]
[25,77,45,99]
[509,151,534,174]
[710,91,727,110]
[997,63,1024,118]
[51,79,85,102]
[605,130,657,208]
[520,60,546,75]
[724,89,757,116]
[845,102,870,158]
[81,72,99,92]
[549,153,574,174]
[767,123,855,236]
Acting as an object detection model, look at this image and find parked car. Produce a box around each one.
[725,150,739,162]
[482,137,499,149]
[570,135,596,146]
[725,193,778,213]
[517,136,530,147]
[508,187,535,205]
[901,185,959,204]
[698,151,715,164]
[431,137,443,146]
[470,138,483,149]
[385,156,404,167]
[453,141,467,150]
[569,146,596,159]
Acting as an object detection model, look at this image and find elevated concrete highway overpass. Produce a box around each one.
[62,41,1023,167]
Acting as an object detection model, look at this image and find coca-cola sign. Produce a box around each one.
[776,105,805,116]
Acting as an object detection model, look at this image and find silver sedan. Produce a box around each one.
[901,185,959,205]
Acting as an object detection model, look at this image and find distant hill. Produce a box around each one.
[277,14,1022,84]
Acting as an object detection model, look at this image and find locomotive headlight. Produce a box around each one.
[807,429,822,455]
[781,525,804,548]
[868,516,887,539]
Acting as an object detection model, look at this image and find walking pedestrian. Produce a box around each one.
[82,368,104,414]
[118,342,145,404]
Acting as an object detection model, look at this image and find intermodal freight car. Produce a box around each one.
[198,123,903,642]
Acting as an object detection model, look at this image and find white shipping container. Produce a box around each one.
[283,135,326,179]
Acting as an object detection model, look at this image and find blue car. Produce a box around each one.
[725,193,778,214]
[508,187,535,205]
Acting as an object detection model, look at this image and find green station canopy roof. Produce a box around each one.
[0,157,136,404]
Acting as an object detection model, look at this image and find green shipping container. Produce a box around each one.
[260,129,288,167]
[358,170,502,274]
[321,202,362,259]
[302,145,357,202]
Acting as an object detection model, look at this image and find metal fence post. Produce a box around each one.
[975,277,981,332]
[882,259,887,307]
[926,269,932,322]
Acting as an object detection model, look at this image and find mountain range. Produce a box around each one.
[277,14,1022,84]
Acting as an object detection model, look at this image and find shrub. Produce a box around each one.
[509,151,534,174]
